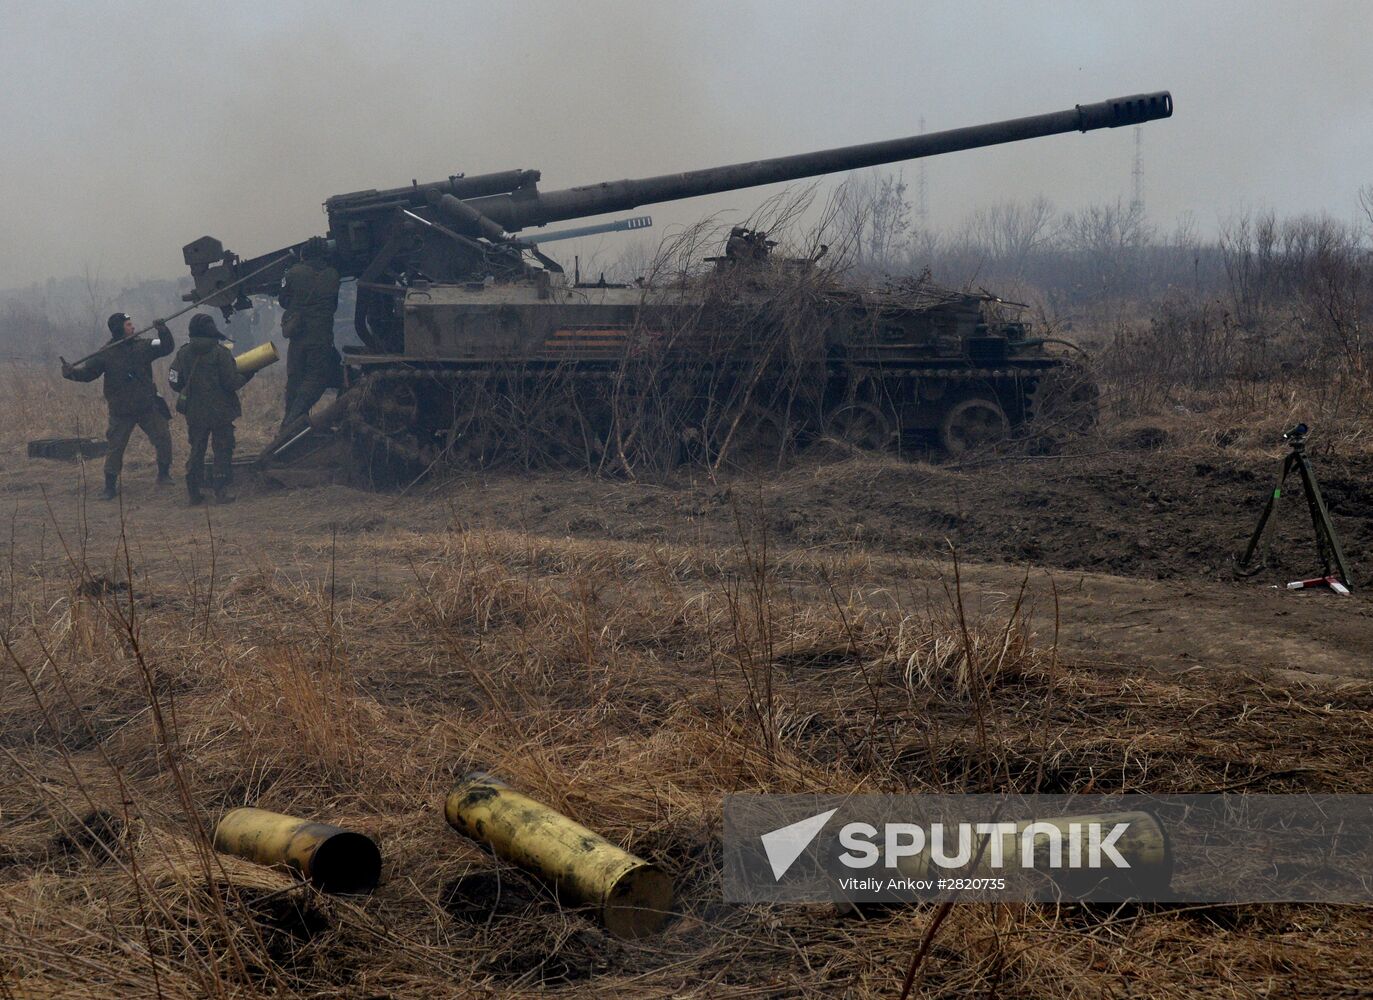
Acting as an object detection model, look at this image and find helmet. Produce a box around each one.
[188,313,226,340]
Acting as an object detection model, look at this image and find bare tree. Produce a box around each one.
[1219,209,1277,328]
[963,196,1057,280]
[80,263,116,347]
[835,169,912,273]
[1293,215,1369,381]
[1060,198,1153,299]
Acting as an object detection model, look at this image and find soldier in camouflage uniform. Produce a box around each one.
[168,314,256,505]
[61,312,175,500]
[278,237,341,429]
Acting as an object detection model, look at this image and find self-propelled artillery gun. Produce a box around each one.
[181,91,1173,475]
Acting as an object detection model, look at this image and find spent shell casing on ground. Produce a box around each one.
[212,807,381,893]
[444,773,673,938]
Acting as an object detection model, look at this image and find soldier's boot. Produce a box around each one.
[213,479,236,504]
[156,462,174,485]
[100,474,118,501]
[187,481,205,506]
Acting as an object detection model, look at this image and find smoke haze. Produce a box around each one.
[1,0,1370,288]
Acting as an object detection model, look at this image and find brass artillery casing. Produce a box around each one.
[234,342,279,374]
[212,807,381,893]
[896,810,1172,892]
[444,774,673,938]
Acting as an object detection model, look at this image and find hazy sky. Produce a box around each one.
[2,0,1370,288]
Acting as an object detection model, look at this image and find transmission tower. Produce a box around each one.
[1130,124,1144,215]
[916,116,929,229]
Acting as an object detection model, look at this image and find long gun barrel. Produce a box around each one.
[465,92,1172,232]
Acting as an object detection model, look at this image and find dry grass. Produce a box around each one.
[1,484,1370,998]
[1092,292,1373,454]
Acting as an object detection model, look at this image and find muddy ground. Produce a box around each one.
[4,428,1370,685]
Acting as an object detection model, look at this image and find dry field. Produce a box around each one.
[1,362,1371,998]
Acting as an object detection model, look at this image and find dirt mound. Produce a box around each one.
[760,448,1373,584]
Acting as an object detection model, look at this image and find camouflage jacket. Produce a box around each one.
[169,338,250,426]
[68,332,174,417]
[278,260,340,344]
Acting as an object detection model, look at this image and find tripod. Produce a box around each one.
[1234,424,1353,594]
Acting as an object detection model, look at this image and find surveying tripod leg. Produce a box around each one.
[1294,451,1353,589]
[1234,452,1296,575]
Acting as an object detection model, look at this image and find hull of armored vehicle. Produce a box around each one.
[328,272,1093,476]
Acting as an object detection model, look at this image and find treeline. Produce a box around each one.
[819,172,1373,415]
[0,274,188,362]
[0,273,287,362]
[835,171,1373,315]
[0,270,379,363]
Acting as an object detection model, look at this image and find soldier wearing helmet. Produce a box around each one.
[168,313,257,504]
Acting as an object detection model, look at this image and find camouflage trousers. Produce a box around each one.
[105,406,172,479]
[283,340,341,428]
[186,421,235,489]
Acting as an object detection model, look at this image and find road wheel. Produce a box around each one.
[824,402,895,452]
[373,381,420,432]
[939,397,1008,455]
[719,405,793,469]
[446,409,503,468]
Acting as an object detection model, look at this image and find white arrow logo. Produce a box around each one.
[760,808,839,880]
